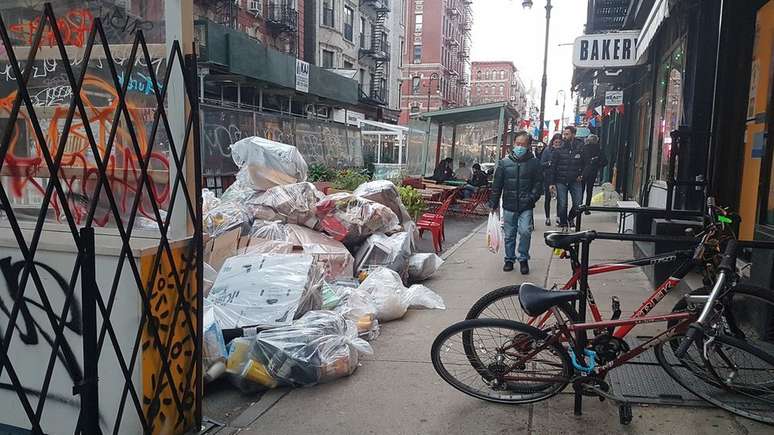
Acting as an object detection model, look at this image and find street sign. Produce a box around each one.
[295,59,310,93]
[573,31,640,68]
[605,90,624,106]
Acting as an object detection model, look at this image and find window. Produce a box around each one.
[413,45,422,63]
[500,70,505,79]
[344,6,354,41]
[360,17,367,48]
[360,69,367,86]
[486,70,491,80]
[323,0,334,27]
[322,49,335,68]
[415,14,423,32]
[650,41,686,181]
[499,85,504,95]
[412,77,420,94]
[410,105,420,114]
[476,70,481,80]
[343,60,353,69]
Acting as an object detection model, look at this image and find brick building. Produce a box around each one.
[470,60,527,117]
[399,0,472,124]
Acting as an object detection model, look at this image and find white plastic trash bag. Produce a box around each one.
[316,193,401,245]
[408,253,444,282]
[486,211,502,254]
[357,267,445,322]
[354,232,412,278]
[230,136,308,190]
[321,283,380,340]
[203,300,228,383]
[247,182,323,228]
[353,180,412,224]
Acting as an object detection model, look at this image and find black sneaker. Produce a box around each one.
[503,261,514,272]
[545,218,551,226]
[555,217,561,226]
[519,261,529,275]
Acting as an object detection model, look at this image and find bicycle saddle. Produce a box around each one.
[544,230,597,249]
[518,283,580,317]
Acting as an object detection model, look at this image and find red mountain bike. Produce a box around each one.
[431,206,774,425]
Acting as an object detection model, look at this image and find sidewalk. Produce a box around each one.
[212,200,770,435]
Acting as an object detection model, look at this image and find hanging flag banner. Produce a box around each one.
[595,105,604,115]
[544,121,551,128]
[554,119,561,130]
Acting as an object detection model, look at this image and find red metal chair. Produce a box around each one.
[456,188,491,217]
[417,193,456,252]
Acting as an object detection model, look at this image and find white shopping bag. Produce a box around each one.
[486,211,502,254]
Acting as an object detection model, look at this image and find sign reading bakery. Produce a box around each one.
[573,31,641,68]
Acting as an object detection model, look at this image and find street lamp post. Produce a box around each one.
[426,72,439,112]
[521,0,552,142]
[556,89,566,130]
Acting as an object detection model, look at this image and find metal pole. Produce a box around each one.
[537,0,553,142]
[574,239,590,416]
[78,227,100,435]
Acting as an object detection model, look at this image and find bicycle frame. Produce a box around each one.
[527,249,697,339]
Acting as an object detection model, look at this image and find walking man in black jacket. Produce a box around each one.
[488,131,543,274]
[581,134,608,206]
[549,126,585,230]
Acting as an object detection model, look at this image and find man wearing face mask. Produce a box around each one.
[488,131,543,274]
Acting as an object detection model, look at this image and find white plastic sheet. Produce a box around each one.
[204,202,253,237]
[230,136,308,190]
[203,300,227,383]
[354,232,412,278]
[357,267,445,322]
[353,180,412,224]
[321,283,380,340]
[206,253,323,329]
[202,188,221,215]
[486,211,502,254]
[408,253,444,282]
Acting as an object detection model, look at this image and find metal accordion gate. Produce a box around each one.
[0,2,203,434]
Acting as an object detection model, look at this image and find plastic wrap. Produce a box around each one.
[354,232,411,279]
[203,300,227,383]
[247,182,323,228]
[202,188,221,215]
[220,168,262,204]
[203,263,218,298]
[230,136,308,190]
[226,337,278,392]
[353,180,412,224]
[408,253,444,282]
[321,283,380,340]
[287,225,354,280]
[357,267,445,322]
[316,193,401,245]
[206,253,323,329]
[204,202,253,238]
[486,211,502,254]
[254,311,373,387]
[250,220,291,241]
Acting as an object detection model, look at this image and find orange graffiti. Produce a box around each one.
[0,74,171,227]
[8,9,93,48]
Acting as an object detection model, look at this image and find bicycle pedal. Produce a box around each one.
[619,403,633,425]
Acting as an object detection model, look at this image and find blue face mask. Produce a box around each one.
[513,146,528,158]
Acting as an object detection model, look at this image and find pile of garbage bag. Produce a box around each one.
[194,136,447,392]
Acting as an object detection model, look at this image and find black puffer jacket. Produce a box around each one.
[488,151,543,213]
[548,143,585,185]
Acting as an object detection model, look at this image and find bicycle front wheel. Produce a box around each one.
[656,333,774,424]
[431,319,572,405]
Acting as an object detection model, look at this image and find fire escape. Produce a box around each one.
[456,0,473,104]
[266,1,300,56]
[359,0,391,105]
[206,0,239,29]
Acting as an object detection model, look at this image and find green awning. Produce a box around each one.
[418,102,520,125]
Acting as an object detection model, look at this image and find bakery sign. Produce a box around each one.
[573,31,641,68]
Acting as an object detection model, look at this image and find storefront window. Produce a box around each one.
[650,41,686,181]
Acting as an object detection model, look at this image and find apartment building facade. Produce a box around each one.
[399,0,472,124]
[470,61,528,117]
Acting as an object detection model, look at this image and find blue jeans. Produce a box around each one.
[503,209,534,263]
[556,181,583,227]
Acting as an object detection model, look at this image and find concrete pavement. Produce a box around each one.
[210,200,771,435]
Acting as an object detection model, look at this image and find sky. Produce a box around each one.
[470,0,587,122]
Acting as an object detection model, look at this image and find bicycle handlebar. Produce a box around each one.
[718,239,737,272]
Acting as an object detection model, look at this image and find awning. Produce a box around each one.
[636,0,671,63]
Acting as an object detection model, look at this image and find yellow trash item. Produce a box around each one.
[242,359,278,388]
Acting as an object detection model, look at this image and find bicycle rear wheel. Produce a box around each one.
[655,333,774,424]
[431,319,572,404]
[466,285,578,324]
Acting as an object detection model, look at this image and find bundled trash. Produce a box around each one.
[316,193,400,245]
[321,283,379,340]
[357,267,445,322]
[225,311,372,391]
[203,300,228,383]
[202,189,221,215]
[220,169,261,204]
[353,180,412,224]
[204,202,253,238]
[230,136,308,190]
[206,253,323,330]
[354,232,412,280]
[247,182,323,228]
[407,253,444,282]
[591,182,622,207]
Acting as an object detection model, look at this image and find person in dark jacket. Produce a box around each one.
[561,125,585,152]
[581,134,608,206]
[488,131,543,274]
[431,158,453,182]
[549,129,586,230]
[460,163,489,198]
[540,133,562,226]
